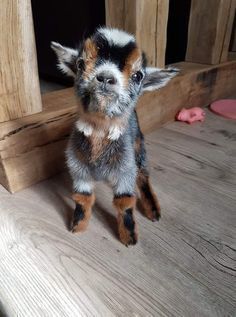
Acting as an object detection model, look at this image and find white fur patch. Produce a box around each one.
[97,27,135,47]
[73,180,93,193]
[108,125,123,140]
[75,119,93,136]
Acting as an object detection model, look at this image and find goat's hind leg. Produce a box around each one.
[135,133,161,221]
[137,169,161,221]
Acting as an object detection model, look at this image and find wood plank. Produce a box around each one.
[0,60,236,193]
[0,109,235,315]
[0,0,42,123]
[147,127,236,200]
[186,0,232,64]
[221,0,236,62]
[105,0,169,67]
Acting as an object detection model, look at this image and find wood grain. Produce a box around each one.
[0,0,42,123]
[0,112,235,316]
[186,0,232,64]
[1,60,236,193]
[105,0,125,29]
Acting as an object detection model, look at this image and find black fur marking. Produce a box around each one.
[114,193,132,199]
[124,208,135,231]
[93,33,137,71]
[73,203,85,225]
[80,93,91,110]
[124,208,136,243]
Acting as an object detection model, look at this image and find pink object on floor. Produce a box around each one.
[176,107,205,124]
[210,99,236,119]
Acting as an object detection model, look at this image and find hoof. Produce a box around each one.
[71,220,88,233]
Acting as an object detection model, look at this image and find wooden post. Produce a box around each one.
[0,0,42,123]
[186,0,233,64]
[105,0,169,68]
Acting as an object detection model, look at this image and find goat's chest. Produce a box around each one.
[88,134,111,162]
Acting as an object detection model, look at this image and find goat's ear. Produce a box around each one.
[51,41,78,77]
[142,66,179,92]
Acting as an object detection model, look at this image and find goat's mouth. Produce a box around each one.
[94,87,118,100]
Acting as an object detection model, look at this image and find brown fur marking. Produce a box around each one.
[72,215,91,233]
[123,48,142,85]
[113,196,137,245]
[83,38,98,80]
[113,196,136,213]
[88,134,111,161]
[117,213,138,246]
[72,192,95,207]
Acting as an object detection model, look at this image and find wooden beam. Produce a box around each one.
[1,60,236,193]
[186,0,232,64]
[105,0,169,68]
[0,0,42,123]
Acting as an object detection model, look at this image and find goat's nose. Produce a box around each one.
[96,74,117,85]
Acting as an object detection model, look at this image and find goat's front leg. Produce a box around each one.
[71,180,95,233]
[113,194,137,246]
[112,172,138,246]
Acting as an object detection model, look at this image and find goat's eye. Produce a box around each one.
[132,71,143,83]
[76,58,84,71]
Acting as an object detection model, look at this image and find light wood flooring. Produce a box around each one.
[0,109,235,317]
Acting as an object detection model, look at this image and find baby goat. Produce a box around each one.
[51,27,178,245]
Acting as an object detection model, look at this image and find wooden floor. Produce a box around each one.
[0,109,235,317]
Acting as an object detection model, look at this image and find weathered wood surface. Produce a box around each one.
[1,60,236,193]
[0,0,42,123]
[105,0,169,67]
[186,0,232,64]
[0,112,235,316]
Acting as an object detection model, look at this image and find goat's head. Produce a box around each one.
[51,27,178,118]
